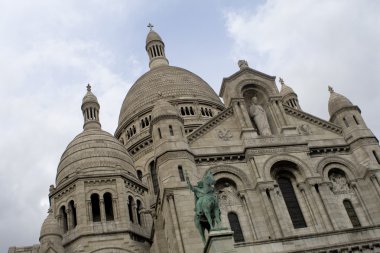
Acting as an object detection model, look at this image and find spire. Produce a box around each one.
[145,24,169,69]
[81,84,101,130]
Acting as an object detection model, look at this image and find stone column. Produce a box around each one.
[100,199,106,222]
[112,198,118,220]
[269,185,292,235]
[87,200,92,222]
[239,192,257,240]
[66,208,73,230]
[232,101,247,128]
[298,182,317,232]
[166,193,185,253]
[351,181,373,225]
[370,174,380,199]
[318,182,339,230]
[258,184,282,238]
[309,182,333,231]
[249,158,261,181]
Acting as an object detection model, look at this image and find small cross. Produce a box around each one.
[328,86,334,93]
[147,23,154,31]
[87,83,91,91]
[279,77,285,85]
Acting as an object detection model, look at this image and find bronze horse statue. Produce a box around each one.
[186,171,221,243]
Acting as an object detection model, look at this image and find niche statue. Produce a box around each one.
[186,171,221,244]
[249,96,271,136]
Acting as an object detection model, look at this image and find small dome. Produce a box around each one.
[279,78,296,97]
[328,86,353,117]
[151,99,179,120]
[146,30,163,45]
[280,83,295,97]
[56,129,135,185]
[40,209,61,240]
[82,84,99,104]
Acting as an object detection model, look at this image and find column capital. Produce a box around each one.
[166,193,175,201]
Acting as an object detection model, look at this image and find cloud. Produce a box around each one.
[224,0,380,136]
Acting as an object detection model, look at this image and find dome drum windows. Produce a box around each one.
[180,106,195,116]
[90,192,116,223]
[140,115,151,129]
[59,200,78,233]
[127,195,145,227]
[200,107,213,117]
[126,125,137,140]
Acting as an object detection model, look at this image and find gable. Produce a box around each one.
[283,105,342,137]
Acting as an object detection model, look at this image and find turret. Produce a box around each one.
[38,209,64,253]
[81,84,101,130]
[146,24,169,69]
[150,99,197,189]
[280,78,301,110]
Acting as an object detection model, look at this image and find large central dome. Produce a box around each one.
[118,65,223,125]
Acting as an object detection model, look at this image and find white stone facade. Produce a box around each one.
[8,28,380,253]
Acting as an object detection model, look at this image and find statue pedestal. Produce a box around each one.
[204,229,237,253]
[241,128,258,139]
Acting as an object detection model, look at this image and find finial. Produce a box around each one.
[47,208,53,214]
[238,60,249,70]
[279,77,285,85]
[86,83,91,92]
[328,86,334,93]
[147,23,154,31]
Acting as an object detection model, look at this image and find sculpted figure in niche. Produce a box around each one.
[249,97,271,136]
[329,171,350,193]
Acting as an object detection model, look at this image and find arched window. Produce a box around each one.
[373,151,380,164]
[190,107,194,115]
[169,125,174,136]
[178,165,185,182]
[209,109,213,117]
[158,128,162,139]
[343,200,361,228]
[353,115,359,125]
[228,212,244,242]
[137,170,143,181]
[69,200,77,228]
[104,192,114,221]
[150,161,159,195]
[60,206,68,233]
[91,193,101,222]
[343,117,349,127]
[185,107,190,115]
[181,107,185,116]
[277,176,306,228]
[136,200,142,225]
[141,119,145,128]
[201,107,205,116]
[128,196,134,223]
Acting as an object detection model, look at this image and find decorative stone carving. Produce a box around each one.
[248,97,271,136]
[298,124,312,135]
[329,172,352,194]
[238,60,249,70]
[217,129,233,141]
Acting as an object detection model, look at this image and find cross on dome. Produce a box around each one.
[147,23,154,31]
[328,86,334,93]
[279,77,285,85]
[87,83,92,91]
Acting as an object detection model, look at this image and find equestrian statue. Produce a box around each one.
[186,171,221,243]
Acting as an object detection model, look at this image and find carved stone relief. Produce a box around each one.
[217,129,233,141]
[329,171,352,194]
[298,124,312,135]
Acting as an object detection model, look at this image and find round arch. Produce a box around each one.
[206,165,251,189]
[238,79,277,98]
[316,156,358,180]
[263,154,312,181]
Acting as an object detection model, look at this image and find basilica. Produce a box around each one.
[8,27,380,253]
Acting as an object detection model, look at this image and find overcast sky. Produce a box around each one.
[1,0,379,251]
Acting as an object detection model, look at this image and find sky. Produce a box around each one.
[1,0,380,251]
